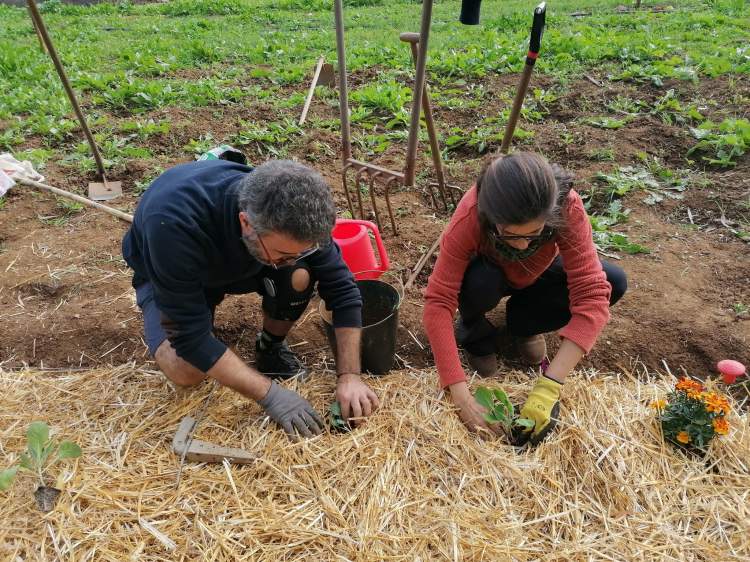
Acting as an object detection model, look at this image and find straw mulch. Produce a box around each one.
[1,364,749,561]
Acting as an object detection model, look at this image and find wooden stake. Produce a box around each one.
[299,57,325,125]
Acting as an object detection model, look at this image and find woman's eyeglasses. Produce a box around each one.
[491,225,554,243]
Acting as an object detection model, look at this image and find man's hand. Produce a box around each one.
[448,381,501,437]
[335,373,379,426]
[258,381,325,439]
[519,375,562,438]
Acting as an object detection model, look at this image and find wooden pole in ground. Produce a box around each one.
[27,4,46,52]
[299,57,325,125]
[26,0,108,182]
[334,0,352,163]
[403,0,433,187]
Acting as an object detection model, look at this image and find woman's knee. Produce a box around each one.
[604,263,628,305]
[459,257,507,315]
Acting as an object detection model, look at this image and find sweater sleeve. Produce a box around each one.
[556,192,612,353]
[308,240,362,328]
[142,215,227,372]
[423,192,481,388]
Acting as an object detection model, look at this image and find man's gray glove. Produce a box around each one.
[258,381,324,439]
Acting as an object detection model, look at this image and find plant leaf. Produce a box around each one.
[514,418,535,430]
[492,389,514,420]
[0,466,19,491]
[27,421,50,464]
[474,387,494,410]
[483,413,499,423]
[57,441,82,460]
[19,453,33,471]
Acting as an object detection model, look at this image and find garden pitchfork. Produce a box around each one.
[334,0,453,235]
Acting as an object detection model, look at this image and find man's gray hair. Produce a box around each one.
[237,160,336,243]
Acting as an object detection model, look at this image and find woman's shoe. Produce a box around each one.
[516,334,547,366]
[466,351,498,377]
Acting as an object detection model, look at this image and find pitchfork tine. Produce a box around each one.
[354,167,366,219]
[384,177,399,235]
[368,171,383,230]
[342,162,355,219]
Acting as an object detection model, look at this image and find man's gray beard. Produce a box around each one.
[242,236,270,265]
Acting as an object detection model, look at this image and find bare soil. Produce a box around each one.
[1,73,748,390]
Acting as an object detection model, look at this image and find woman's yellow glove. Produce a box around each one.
[519,376,562,441]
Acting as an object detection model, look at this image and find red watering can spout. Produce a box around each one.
[332,219,390,281]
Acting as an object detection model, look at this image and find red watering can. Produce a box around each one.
[332,219,390,280]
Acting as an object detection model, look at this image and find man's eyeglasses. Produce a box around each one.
[491,225,554,243]
[244,233,319,269]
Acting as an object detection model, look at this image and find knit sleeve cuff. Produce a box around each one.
[558,310,609,355]
[179,334,228,373]
[332,304,363,329]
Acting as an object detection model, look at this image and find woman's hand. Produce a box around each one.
[448,381,500,436]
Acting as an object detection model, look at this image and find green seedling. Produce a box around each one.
[328,401,351,434]
[474,387,534,437]
[0,421,81,511]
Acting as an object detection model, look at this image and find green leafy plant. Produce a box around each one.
[584,116,629,130]
[120,119,170,139]
[0,421,81,492]
[652,377,730,452]
[234,119,302,156]
[350,77,412,127]
[328,401,351,434]
[474,386,534,436]
[688,118,750,167]
[650,89,704,125]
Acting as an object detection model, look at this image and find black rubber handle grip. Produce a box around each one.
[529,2,546,55]
[460,0,482,25]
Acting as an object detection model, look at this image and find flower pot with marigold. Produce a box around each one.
[651,377,731,456]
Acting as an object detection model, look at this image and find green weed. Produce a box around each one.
[688,118,750,167]
[39,197,85,226]
[350,77,412,128]
[584,116,630,130]
[445,117,532,155]
[650,89,704,125]
[184,135,217,156]
[133,167,165,195]
[589,147,616,161]
[119,119,171,139]
[234,119,302,156]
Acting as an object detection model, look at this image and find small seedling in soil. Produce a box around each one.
[0,421,81,512]
[474,386,534,440]
[328,401,351,434]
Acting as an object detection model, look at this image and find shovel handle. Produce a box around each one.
[527,2,546,64]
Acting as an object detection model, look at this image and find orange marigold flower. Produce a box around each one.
[675,377,704,395]
[676,431,691,444]
[704,393,731,415]
[650,399,667,410]
[712,417,729,435]
[687,390,703,400]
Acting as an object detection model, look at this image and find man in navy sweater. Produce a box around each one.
[122,159,378,439]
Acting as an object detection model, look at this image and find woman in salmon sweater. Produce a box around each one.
[423,152,626,442]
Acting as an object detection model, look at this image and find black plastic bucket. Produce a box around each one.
[319,279,401,375]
